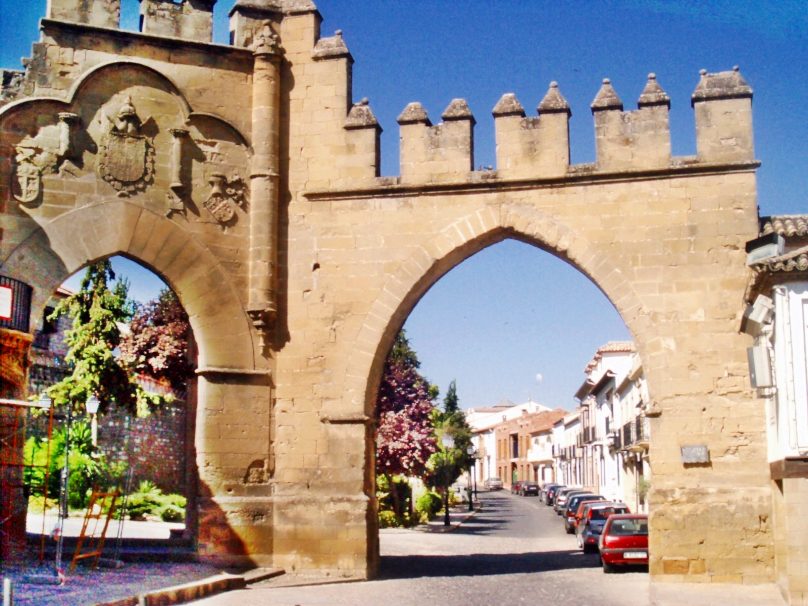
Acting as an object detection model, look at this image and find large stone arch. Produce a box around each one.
[345,203,647,419]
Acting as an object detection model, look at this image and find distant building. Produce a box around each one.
[466,399,554,484]
[494,408,566,486]
[553,411,582,487]
[571,341,650,510]
[27,287,72,398]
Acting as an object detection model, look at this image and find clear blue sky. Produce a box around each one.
[4,1,806,410]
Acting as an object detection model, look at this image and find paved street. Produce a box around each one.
[191,491,638,606]
[190,490,785,606]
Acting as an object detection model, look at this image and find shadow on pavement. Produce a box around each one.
[379,549,601,579]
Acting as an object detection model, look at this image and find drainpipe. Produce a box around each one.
[248,21,283,349]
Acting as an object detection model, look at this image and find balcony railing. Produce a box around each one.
[621,417,651,451]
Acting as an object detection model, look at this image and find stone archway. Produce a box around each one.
[1,0,777,587]
[345,204,647,422]
[3,199,254,370]
[340,202,648,573]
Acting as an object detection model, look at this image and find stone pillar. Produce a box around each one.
[247,21,283,348]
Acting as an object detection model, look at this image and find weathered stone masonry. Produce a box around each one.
[0,0,776,588]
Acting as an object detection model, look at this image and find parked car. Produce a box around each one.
[598,514,649,572]
[563,494,604,533]
[554,487,586,514]
[544,484,565,506]
[519,481,540,496]
[484,477,503,490]
[576,502,631,553]
[539,483,559,503]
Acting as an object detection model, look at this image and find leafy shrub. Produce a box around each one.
[125,480,164,520]
[415,491,442,519]
[159,503,185,522]
[160,493,187,509]
[24,421,125,510]
[378,510,400,528]
[121,481,186,522]
[27,495,58,513]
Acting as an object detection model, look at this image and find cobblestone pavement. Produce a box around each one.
[190,491,784,606]
[1,558,225,606]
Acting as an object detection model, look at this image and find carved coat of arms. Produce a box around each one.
[12,152,42,204]
[97,96,154,196]
[11,112,79,206]
[204,173,248,226]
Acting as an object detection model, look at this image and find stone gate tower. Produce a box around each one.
[1,0,776,591]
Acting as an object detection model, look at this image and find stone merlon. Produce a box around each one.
[691,65,753,106]
[638,73,670,108]
[345,98,381,131]
[232,0,317,15]
[491,93,525,118]
[538,81,571,115]
[397,102,431,125]
[312,30,352,61]
[441,98,476,125]
[591,78,623,112]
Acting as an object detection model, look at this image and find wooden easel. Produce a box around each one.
[69,489,119,571]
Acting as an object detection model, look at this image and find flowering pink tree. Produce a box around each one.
[375,331,437,521]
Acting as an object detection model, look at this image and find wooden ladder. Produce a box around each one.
[70,489,119,571]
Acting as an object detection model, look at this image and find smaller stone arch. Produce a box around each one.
[66,60,193,117]
[2,199,257,371]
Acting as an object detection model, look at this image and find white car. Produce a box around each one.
[484,477,503,490]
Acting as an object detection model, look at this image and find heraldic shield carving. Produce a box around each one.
[12,153,41,205]
[204,172,248,226]
[97,96,154,196]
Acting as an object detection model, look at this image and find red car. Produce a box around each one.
[598,514,648,572]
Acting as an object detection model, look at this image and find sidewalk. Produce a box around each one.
[3,515,279,606]
[650,581,785,606]
[27,512,184,539]
[424,502,481,532]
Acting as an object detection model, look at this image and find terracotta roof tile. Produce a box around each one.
[760,215,808,238]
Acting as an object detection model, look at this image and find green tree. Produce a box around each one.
[375,329,437,524]
[119,288,193,392]
[46,260,154,415]
[425,380,474,516]
[443,379,460,415]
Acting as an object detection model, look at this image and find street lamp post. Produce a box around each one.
[54,393,100,574]
[466,445,476,512]
[85,394,100,447]
[441,433,454,527]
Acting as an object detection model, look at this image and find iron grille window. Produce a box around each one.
[0,276,32,333]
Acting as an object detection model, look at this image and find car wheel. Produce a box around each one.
[601,557,615,573]
[565,524,574,535]
[582,543,594,554]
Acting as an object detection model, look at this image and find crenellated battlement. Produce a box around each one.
[328,67,754,189]
[492,83,571,179]
[5,1,756,192]
[139,0,217,43]
[47,0,121,28]
[397,99,476,184]
[590,74,672,172]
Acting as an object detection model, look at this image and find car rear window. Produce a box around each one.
[609,518,648,535]
[590,506,628,520]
